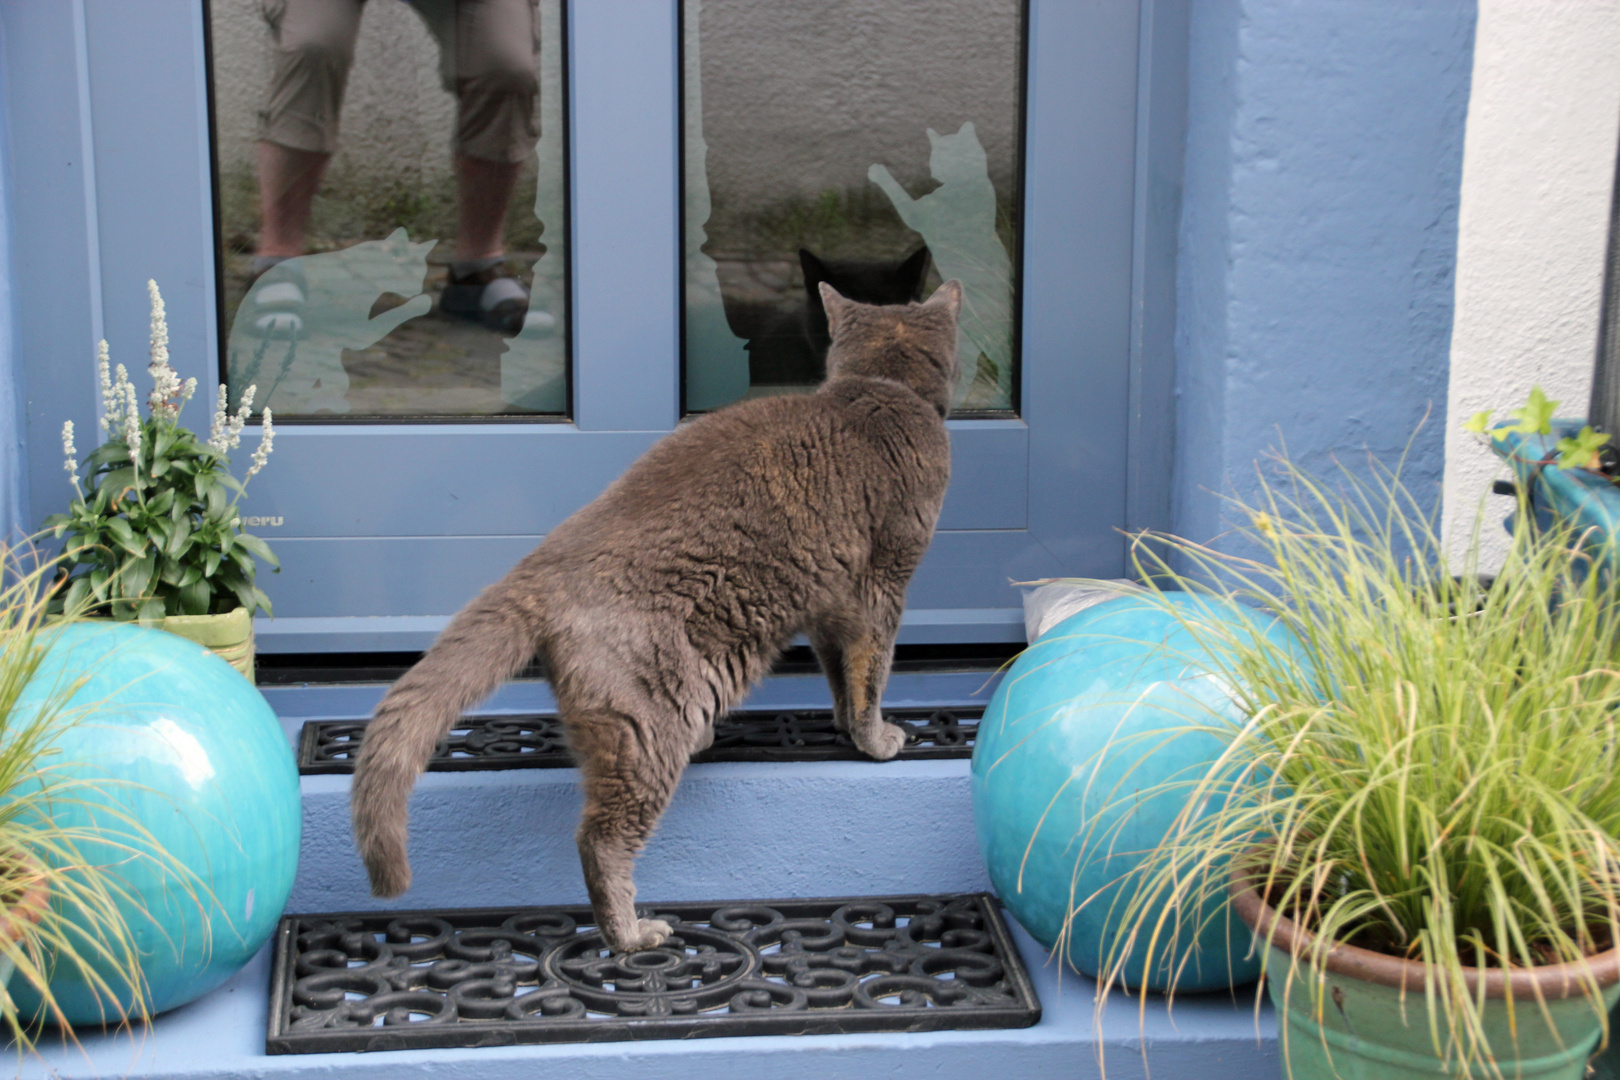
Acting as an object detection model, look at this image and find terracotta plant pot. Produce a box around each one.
[152,607,255,682]
[0,861,50,1004]
[1230,871,1620,1080]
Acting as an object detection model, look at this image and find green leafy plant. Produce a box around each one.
[1465,384,1611,472]
[44,281,277,621]
[1090,453,1620,1078]
[0,547,205,1055]
[1555,425,1611,472]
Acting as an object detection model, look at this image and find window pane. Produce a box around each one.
[683,0,1023,415]
[207,0,568,419]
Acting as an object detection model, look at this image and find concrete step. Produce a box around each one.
[13,914,1279,1080]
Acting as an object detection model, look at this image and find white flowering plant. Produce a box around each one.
[44,281,278,621]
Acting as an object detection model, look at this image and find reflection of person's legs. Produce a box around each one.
[256,0,364,263]
[258,144,331,259]
[415,0,541,332]
[252,0,364,334]
[454,154,522,263]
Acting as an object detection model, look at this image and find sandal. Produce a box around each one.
[245,257,306,337]
[441,258,532,335]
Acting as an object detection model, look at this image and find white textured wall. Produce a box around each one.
[697,0,1020,210]
[1443,0,1620,566]
[212,0,1018,201]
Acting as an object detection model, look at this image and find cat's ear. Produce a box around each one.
[818,282,850,333]
[925,279,962,321]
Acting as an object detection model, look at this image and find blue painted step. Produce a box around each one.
[294,757,989,913]
[276,670,999,914]
[13,916,1278,1079]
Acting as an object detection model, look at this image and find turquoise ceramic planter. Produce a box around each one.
[1493,421,1620,578]
[972,591,1290,991]
[8,622,301,1022]
[1494,423,1620,1080]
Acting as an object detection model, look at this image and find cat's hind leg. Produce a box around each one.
[565,706,687,953]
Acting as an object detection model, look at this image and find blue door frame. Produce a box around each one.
[1,0,1186,654]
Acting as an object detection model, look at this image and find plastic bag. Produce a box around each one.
[1016,577,1146,643]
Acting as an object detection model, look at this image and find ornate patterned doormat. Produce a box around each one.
[266,893,1040,1053]
[297,707,983,775]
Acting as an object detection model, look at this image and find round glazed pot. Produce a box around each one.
[9,622,299,1021]
[972,591,1290,990]
[65,607,258,681]
[1231,870,1620,1080]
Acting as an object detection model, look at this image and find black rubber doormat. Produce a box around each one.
[297,707,982,775]
[267,893,1040,1053]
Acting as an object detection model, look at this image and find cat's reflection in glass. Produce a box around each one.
[681,0,1023,416]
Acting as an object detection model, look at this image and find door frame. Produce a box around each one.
[1,0,1186,653]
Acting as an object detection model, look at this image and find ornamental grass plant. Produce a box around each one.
[1092,452,1620,1078]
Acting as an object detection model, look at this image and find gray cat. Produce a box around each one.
[351,280,962,953]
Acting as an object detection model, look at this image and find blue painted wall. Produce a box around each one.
[1172,0,1476,547]
[0,12,26,544]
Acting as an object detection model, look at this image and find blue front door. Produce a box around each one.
[7,0,1164,655]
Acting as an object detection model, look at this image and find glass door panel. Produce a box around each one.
[682,0,1022,415]
[206,0,570,419]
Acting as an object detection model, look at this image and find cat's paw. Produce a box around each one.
[612,917,673,954]
[855,719,908,761]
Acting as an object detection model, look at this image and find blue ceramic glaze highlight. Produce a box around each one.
[8,622,300,1021]
[972,591,1284,992]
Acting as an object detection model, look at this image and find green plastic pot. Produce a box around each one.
[156,606,255,682]
[1232,873,1620,1080]
[53,606,257,681]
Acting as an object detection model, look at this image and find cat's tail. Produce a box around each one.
[350,579,544,897]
